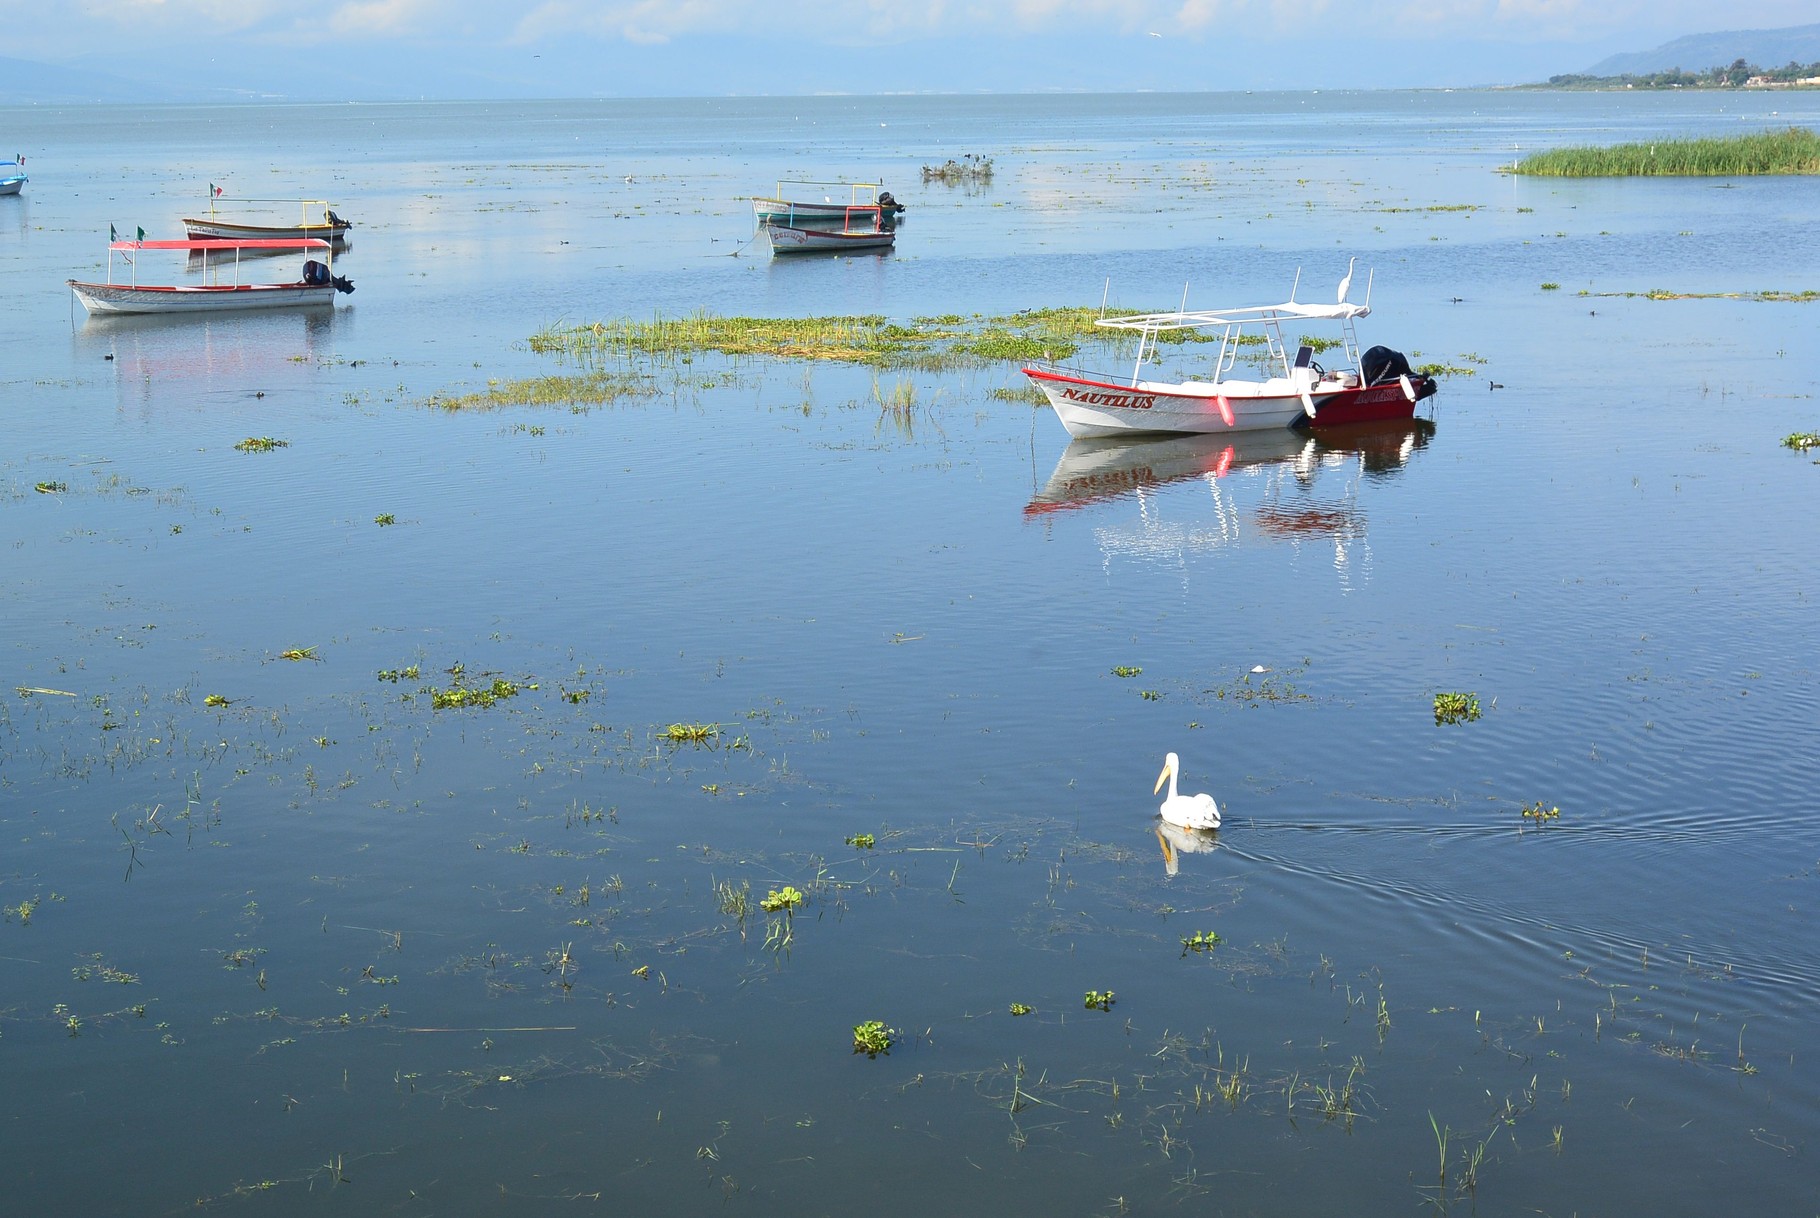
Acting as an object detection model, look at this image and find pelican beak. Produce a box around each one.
[1153,759,1172,794]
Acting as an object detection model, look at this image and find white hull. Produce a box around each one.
[763,222,895,254]
[0,178,23,196]
[183,218,350,241]
[69,280,337,316]
[1027,368,1311,438]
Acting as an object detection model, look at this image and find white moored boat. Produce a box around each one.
[751,180,905,226]
[68,236,353,316]
[182,193,352,241]
[1022,261,1437,439]
[0,156,25,196]
[762,206,896,254]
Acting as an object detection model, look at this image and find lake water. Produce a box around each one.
[4,90,1820,1215]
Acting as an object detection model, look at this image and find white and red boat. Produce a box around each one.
[762,205,896,254]
[68,236,354,316]
[1022,263,1436,439]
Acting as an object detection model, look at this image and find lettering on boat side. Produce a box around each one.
[1062,387,1156,410]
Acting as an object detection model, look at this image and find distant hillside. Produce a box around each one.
[1584,24,1820,76]
[0,56,231,104]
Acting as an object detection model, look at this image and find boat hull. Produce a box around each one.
[182,218,351,241]
[0,177,23,196]
[763,222,895,254]
[1023,366,1429,439]
[68,279,337,316]
[752,200,860,225]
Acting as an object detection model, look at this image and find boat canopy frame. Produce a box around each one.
[760,180,889,206]
[1091,267,1378,388]
[101,237,333,288]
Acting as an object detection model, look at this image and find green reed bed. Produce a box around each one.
[1510,126,1820,177]
[528,306,1183,371]
[425,370,652,411]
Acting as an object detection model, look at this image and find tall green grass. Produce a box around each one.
[1510,126,1820,177]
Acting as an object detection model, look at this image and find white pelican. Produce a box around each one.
[1154,752,1220,830]
[1337,256,1356,304]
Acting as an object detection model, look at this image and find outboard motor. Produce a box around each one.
[302,259,355,294]
[1362,344,1436,402]
[1361,345,1413,386]
[877,190,906,215]
[325,209,350,228]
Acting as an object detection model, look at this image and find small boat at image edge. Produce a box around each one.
[1022,261,1437,438]
[0,155,26,196]
[68,236,354,316]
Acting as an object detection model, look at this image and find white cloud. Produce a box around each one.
[325,0,439,37]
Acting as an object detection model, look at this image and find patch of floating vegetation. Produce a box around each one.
[1209,663,1311,706]
[424,659,535,706]
[1587,288,1820,302]
[233,437,288,453]
[1433,691,1482,725]
[1783,431,1820,451]
[760,885,804,913]
[528,307,1197,371]
[922,153,993,183]
[660,721,719,744]
[34,480,69,494]
[1181,929,1224,954]
[852,1019,895,1056]
[1379,203,1483,213]
[1509,126,1820,176]
[424,371,653,411]
[1521,802,1561,822]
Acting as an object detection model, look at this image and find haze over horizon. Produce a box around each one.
[1,2,1816,102]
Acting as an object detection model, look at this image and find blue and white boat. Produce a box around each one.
[0,156,25,196]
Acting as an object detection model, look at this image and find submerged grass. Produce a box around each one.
[1510,126,1820,177]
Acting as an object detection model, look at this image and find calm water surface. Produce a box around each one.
[3,91,1819,1215]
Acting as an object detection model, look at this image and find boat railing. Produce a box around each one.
[198,196,341,227]
[771,180,884,207]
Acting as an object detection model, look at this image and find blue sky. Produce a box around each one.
[4,2,1817,96]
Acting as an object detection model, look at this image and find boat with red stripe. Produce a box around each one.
[1022,260,1436,439]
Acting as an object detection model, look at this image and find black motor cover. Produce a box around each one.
[1361,345,1414,386]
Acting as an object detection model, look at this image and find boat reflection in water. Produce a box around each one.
[75,308,337,412]
[1156,821,1219,878]
[1023,419,1435,591]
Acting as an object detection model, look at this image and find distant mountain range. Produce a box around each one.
[1581,23,1820,76]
